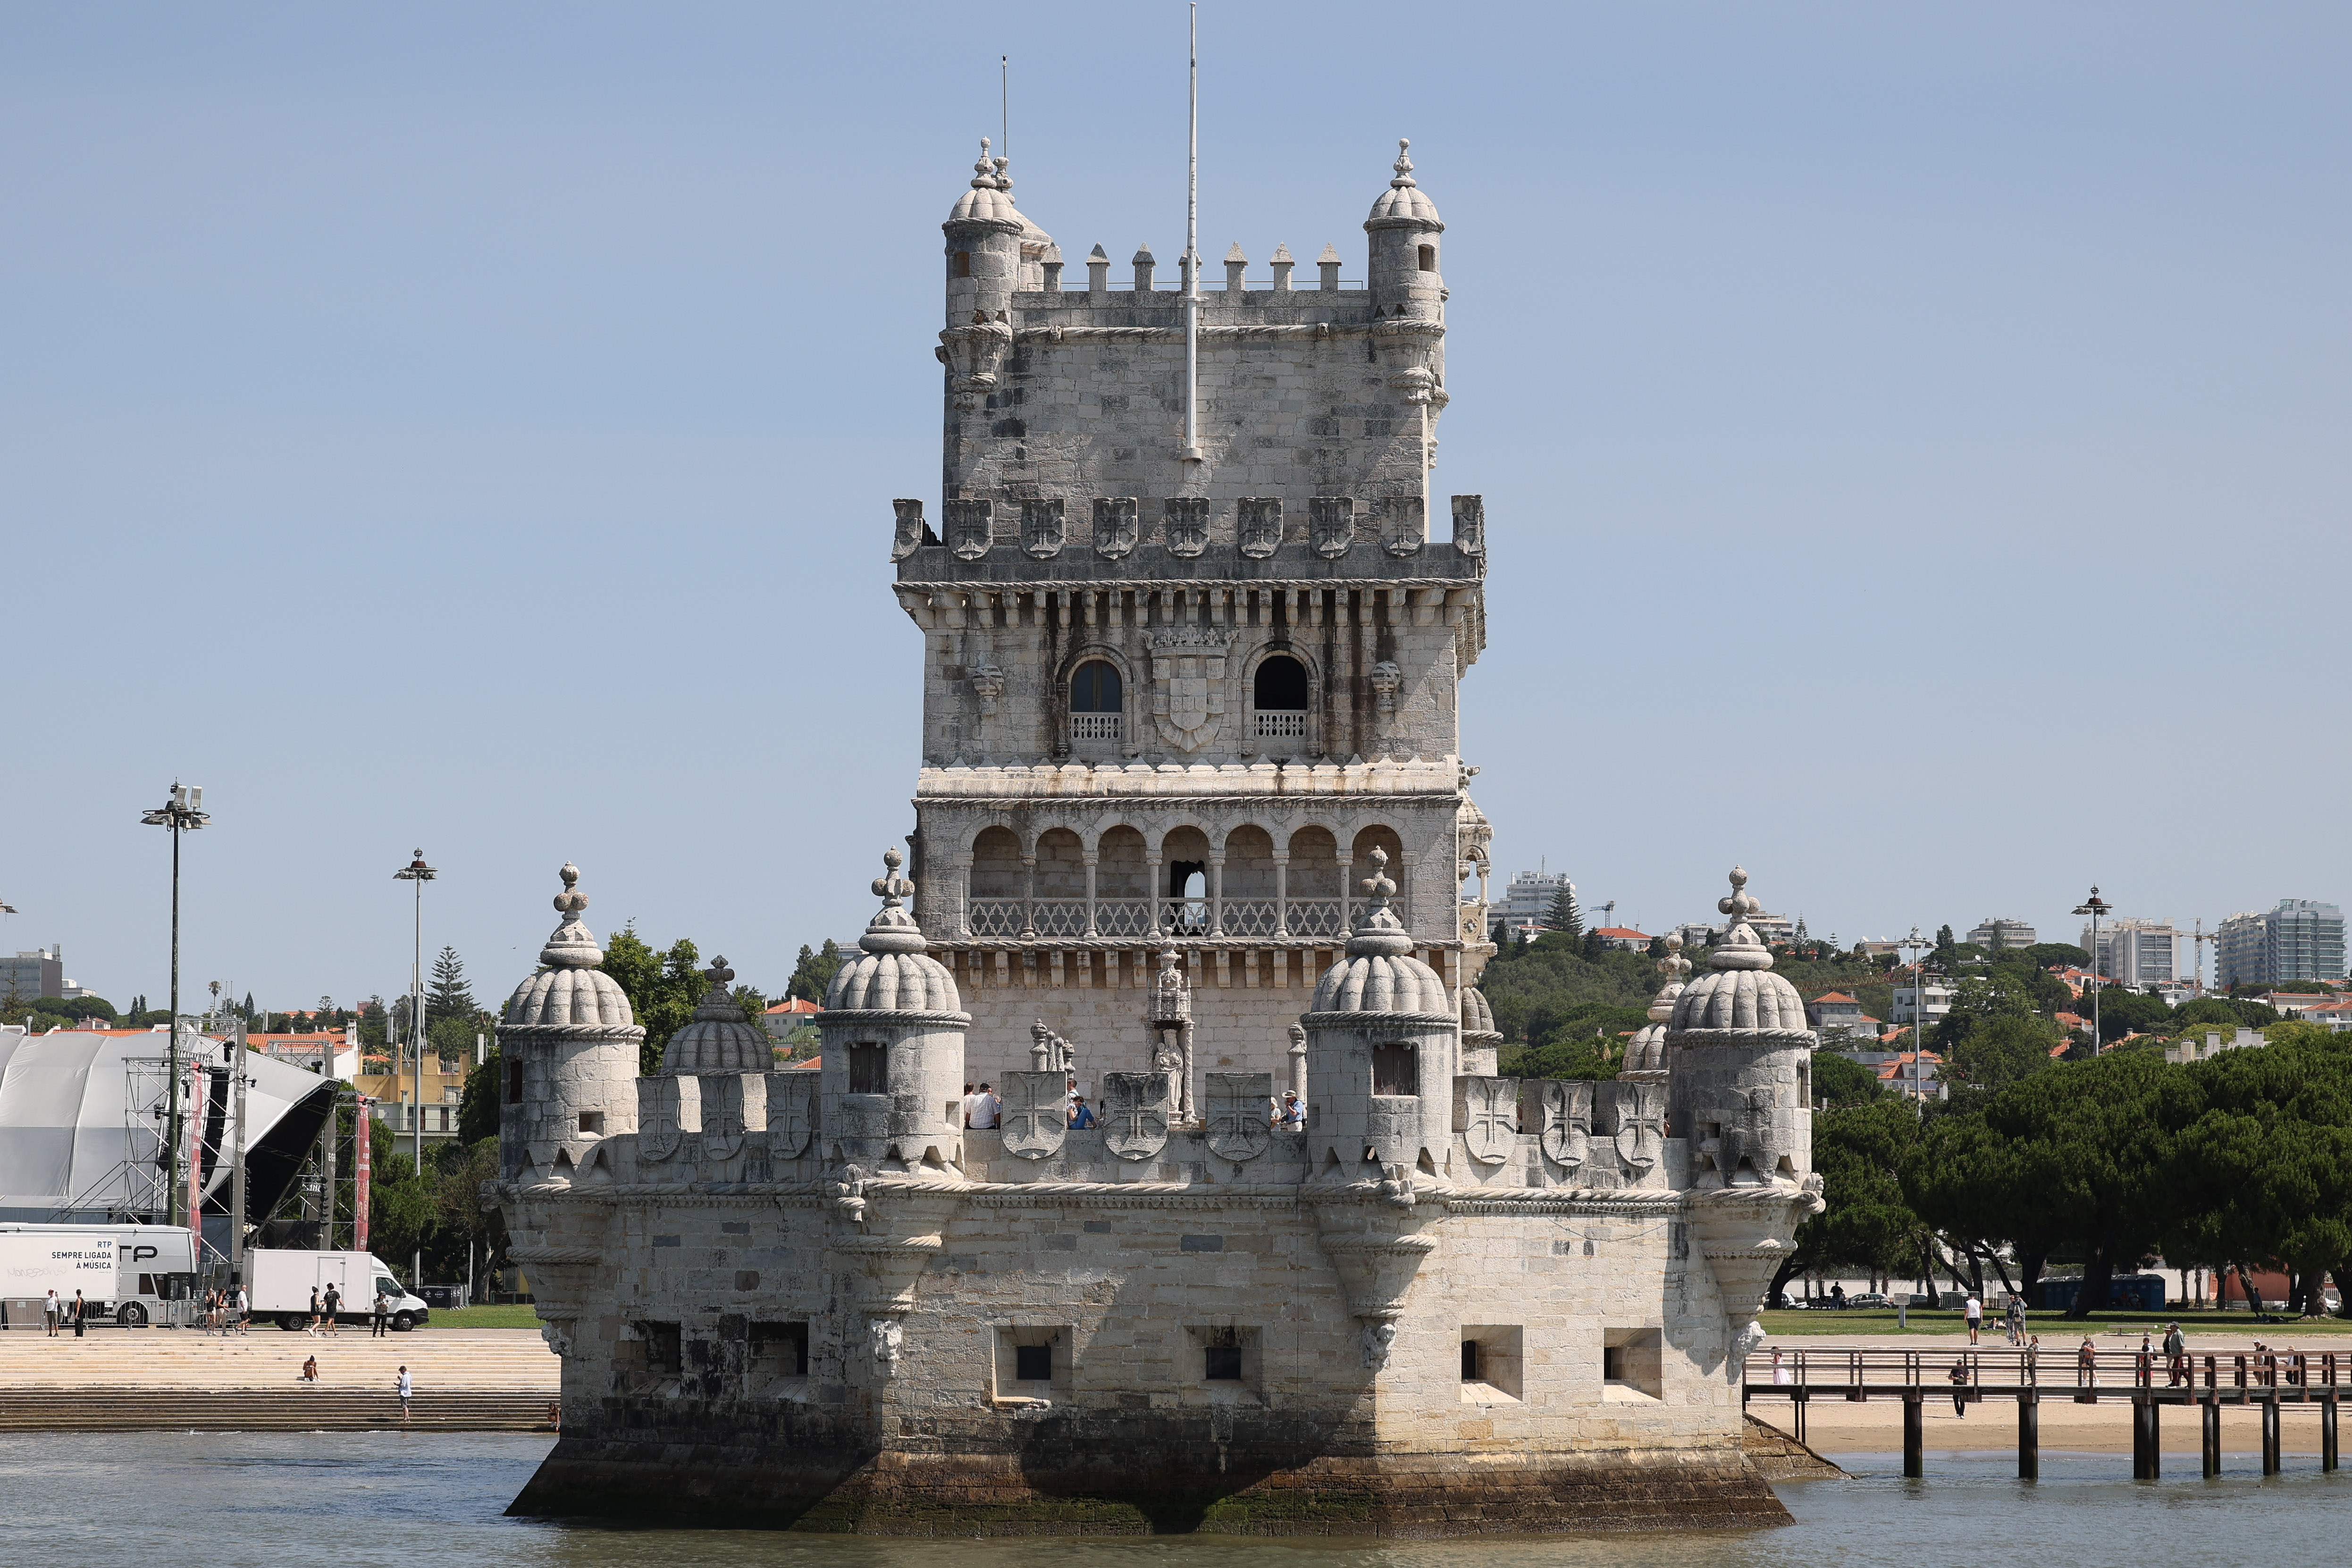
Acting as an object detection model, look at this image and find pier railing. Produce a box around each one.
[1743,1347,2343,1481]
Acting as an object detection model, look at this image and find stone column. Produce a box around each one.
[1272,852,1290,937]
[1020,854,1037,940]
[1083,854,1099,937]
[1144,852,1164,937]
[1337,854,1354,936]
[1208,855,1226,937]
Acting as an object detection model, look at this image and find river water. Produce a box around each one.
[6,1434,2343,1567]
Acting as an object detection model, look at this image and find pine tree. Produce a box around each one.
[426,946,478,1023]
[1545,881,1582,940]
[787,939,846,1004]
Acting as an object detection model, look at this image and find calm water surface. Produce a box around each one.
[3,1434,2341,1568]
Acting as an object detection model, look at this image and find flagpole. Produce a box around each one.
[1182,3,1202,462]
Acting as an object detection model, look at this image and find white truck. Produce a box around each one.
[246,1249,431,1332]
[0,1223,198,1328]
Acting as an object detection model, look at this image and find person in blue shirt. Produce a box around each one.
[1069,1096,1098,1129]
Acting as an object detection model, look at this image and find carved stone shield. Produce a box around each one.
[1612,1082,1666,1174]
[637,1076,685,1163]
[1367,1095,1420,1166]
[945,498,992,562]
[1144,627,1234,752]
[765,1072,815,1160]
[1238,497,1282,559]
[1001,1071,1069,1161]
[1094,496,1138,559]
[1539,1079,1593,1172]
[1020,497,1065,559]
[1310,496,1355,559]
[1716,1084,1782,1182]
[1456,1075,1520,1165]
[891,499,925,561]
[1450,494,1484,557]
[1378,495,1425,557]
[699,1073,745,1161]
[1101,1071,1171,1161]
[1205,1071,1273,1161]
[1163,497,1209,557]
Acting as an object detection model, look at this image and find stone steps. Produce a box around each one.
[0,1388,556,1431]
[0,1329,559,1391]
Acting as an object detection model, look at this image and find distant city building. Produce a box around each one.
[1966,918,2037,951]
[1499,870,1571,931]
[0,948,63,1002]
[2218,900,2347,989]
[1889,976,1954,1029]
[1807,990,1872,1044]
[763,997,823,1044]
[2167,1026,2267,1065]
[1589,927,1652,953]
[2082,918,2183,989]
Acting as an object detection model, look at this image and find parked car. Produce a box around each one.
[1844,1291,1893,1310]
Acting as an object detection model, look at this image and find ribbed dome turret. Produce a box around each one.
[502,864,637,1030]
[1460,984,1499,1039]
[825,847,964,1015]
[945,138,1047,243]
[1625,932,1692,1076]
[1668,868,1810,1039]
[1309,849,1451,1016]
[1366,139,1444,228]
[660,956,769,1073]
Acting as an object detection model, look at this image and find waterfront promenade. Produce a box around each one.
[0,1326,558,1430]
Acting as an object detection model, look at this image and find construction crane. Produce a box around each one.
[2189,917,2215,994]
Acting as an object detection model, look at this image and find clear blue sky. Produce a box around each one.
[4,4,2344,1010]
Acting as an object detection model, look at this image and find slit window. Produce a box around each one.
[1460,1338,1480,1381]
[1372,1042,1418,1097]
[1417,243,1436,272]
[954,251,971,278]
[505,1059,524,1104]
[848,1043,887,1095]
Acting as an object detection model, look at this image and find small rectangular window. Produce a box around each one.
[505,1059,524,1104]
[1417,243,1436,272]
[1373,1042,1418,1097]
[954,251,971,278]
[1460,1338,1481,1382]
[848,1043,886,1095]
[1205,1344,1244,1381]
[578,1110,603,1135]
[1015,1343,1053,1382]
[752,1320,809,1378]
[638,1320,682,1375]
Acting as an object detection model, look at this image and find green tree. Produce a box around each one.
[1812,1051,1886,1106]
[786,941,845,1004]
[426,946,478,1021]
[1944,1014,2061,1095]
[1546,881,1582,941]
[604,924,705,1074]
[366,1122,440,1278]
[2017,943,2091,970]
[458,1047,503,1146]
[1905,1110,2072,1302]
[1983,1054,2172,1318]
[1778,1098,1931,1302]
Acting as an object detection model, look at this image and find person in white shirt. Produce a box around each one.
[43,1290,60,1338]
[1964,1292,1983,1345]
[396,1365,413,1423]
[961,1087,981,1128]
[970,1083,1000,1130]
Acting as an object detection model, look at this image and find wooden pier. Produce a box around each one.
[1745,1347,2341,1481]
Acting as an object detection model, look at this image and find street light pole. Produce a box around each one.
[1899,925,1931,1116]
[2074,886,2111,1051]
[393,849,436,1288]
[141,783,209,1228]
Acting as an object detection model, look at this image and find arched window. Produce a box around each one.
[1253,654,1309,742]
[1069,660,1123,743]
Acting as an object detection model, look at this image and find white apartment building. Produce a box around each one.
[1966,918,2037,951]
[1498,870,1571,936]
[2218,900,2346,989]
[1889,977,1955,1030]
[2083,917,2183,989]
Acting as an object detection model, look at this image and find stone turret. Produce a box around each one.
[819,847,971,1171]
[1364,137,1445,324]
[1666,866,1825,1343]
[1457,984,1502,1076]
[1302,848,1459,1174]
[496,864,644,1183]
[1622,933,1690,1082]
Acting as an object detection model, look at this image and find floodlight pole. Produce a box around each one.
[2074,886,2111,1050]
[394,849,437,1285]
[1899,925,1930,1117]
[141,783,209,1228]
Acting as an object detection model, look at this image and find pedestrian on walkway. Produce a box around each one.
[1947,1357,1970,1417]
[71,1291,85,1338]
[307,1287,323,1335]
[396,1364,412,1423]
[235,1284,250,1335]
[1964,1291,1983,1345]
[43,1290,59,1337]
[372,1286,392,1338]
[2164,1321,2187,1386]
[2005,1294,2025,1345]
[2076,1335,2097,1387]
[322,1283,342,1335]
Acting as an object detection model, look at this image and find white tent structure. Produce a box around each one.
[0,1024,338,1225]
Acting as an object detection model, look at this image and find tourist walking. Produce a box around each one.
[1963,1291,1982,1345]
[235,1284,250,1334]
[1830,1282,1847,1311]
[2005,1294,2025,1345]
[397,1364,413,1424]
[307,1287,323,1335]
[42,1289,60,1337]
[372,1286,392,1338]
[1947,1357,1970,1417]
[322,1283,342,1335]
[2076,1336,2098,1387]
[2164,1322,2187,1386]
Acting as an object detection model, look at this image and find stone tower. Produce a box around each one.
[496,863,643,1184]
[895,139,1495,1096]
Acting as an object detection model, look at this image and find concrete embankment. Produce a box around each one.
[0,1327,559,1431]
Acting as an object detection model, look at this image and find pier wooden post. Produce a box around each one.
[1792,1388,1807,1445]
[2131,1396,2155,1480]
[2323,1392,2338,1474]
[2202,1395,2222,1479]
[2262,1397,2281,1475]
[2017,1391,2038,1480]
[1902,1394,1924,1478]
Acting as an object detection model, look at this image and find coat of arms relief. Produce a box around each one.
[1142,625,1237,752]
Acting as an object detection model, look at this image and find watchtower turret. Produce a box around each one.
[1364,139,1445,325]
[496,864,644,1183]
[819,847,971,1172]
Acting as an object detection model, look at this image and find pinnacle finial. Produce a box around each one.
[1657,930,1690,983]
[871,847,914,908]
[1360,846,1398,906]
[971,137,994,188]
[1391,138,1416,188]
[1717,865,1761,922]
[553,862,587,917]
[705,955,735,989]
[991,154,1010,192]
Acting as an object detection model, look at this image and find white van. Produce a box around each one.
[247,1249,430,1332]
[0,1223,198,1328]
